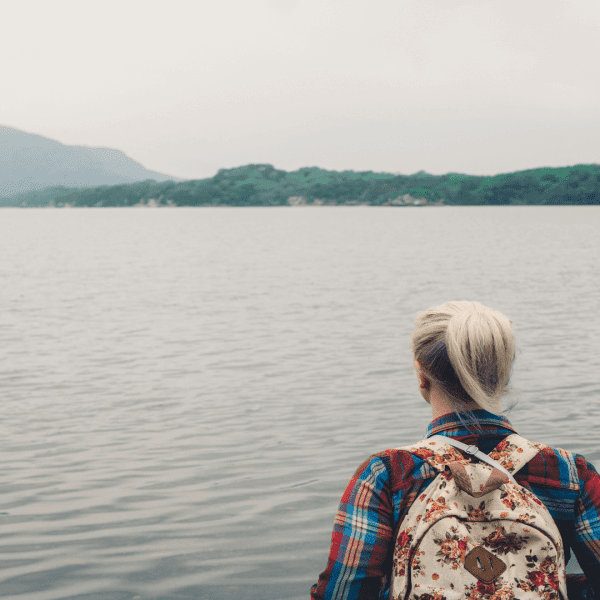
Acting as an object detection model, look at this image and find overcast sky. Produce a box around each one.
[3,0,599,179]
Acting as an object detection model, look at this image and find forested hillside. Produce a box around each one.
[2,163,599,207]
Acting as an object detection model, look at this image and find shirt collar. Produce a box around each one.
[424,409,518,438]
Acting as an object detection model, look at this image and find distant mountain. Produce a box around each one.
[0,125,180,197]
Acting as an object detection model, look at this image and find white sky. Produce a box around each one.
[3,0,599,179]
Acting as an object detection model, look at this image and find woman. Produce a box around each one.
[311,301,600,600]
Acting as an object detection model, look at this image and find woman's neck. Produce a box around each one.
[427,384,480,420]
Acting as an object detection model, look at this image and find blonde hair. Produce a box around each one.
[410,301,515,414]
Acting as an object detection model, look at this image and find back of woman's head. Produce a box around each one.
[410,301,515,414]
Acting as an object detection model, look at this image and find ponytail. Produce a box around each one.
[410,301,515,413]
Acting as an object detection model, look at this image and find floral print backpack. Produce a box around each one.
[390,434,568,600]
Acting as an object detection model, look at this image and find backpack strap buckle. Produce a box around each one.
[429,435,518,485]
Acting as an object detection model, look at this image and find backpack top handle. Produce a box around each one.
[429,434,518,485]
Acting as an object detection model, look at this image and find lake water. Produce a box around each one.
[0,206,599,600]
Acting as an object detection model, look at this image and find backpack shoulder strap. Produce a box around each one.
[396,437,471,474]
[493,435,580,490]
[488,433,546,476]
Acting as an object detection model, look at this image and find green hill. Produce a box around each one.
[2,163,599,207]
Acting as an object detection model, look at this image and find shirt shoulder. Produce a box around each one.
[350,446,437,495]
[520,444,599,492]
[572,452,600,501]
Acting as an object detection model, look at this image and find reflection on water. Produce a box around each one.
[0,207,599,599]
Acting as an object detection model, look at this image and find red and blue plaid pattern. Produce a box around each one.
[311,411,600,600]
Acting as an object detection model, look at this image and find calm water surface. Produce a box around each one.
[0,207,599,600]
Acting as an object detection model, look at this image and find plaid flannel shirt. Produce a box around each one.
[310,410,600,600]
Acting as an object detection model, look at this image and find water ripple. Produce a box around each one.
[0,207,598,598]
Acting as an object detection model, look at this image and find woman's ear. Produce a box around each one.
[414,360,431,400]
[414,361,428,389]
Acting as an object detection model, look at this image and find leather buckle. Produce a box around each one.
[465,546,506,583]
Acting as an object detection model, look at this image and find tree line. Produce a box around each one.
[2,163,599,207]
